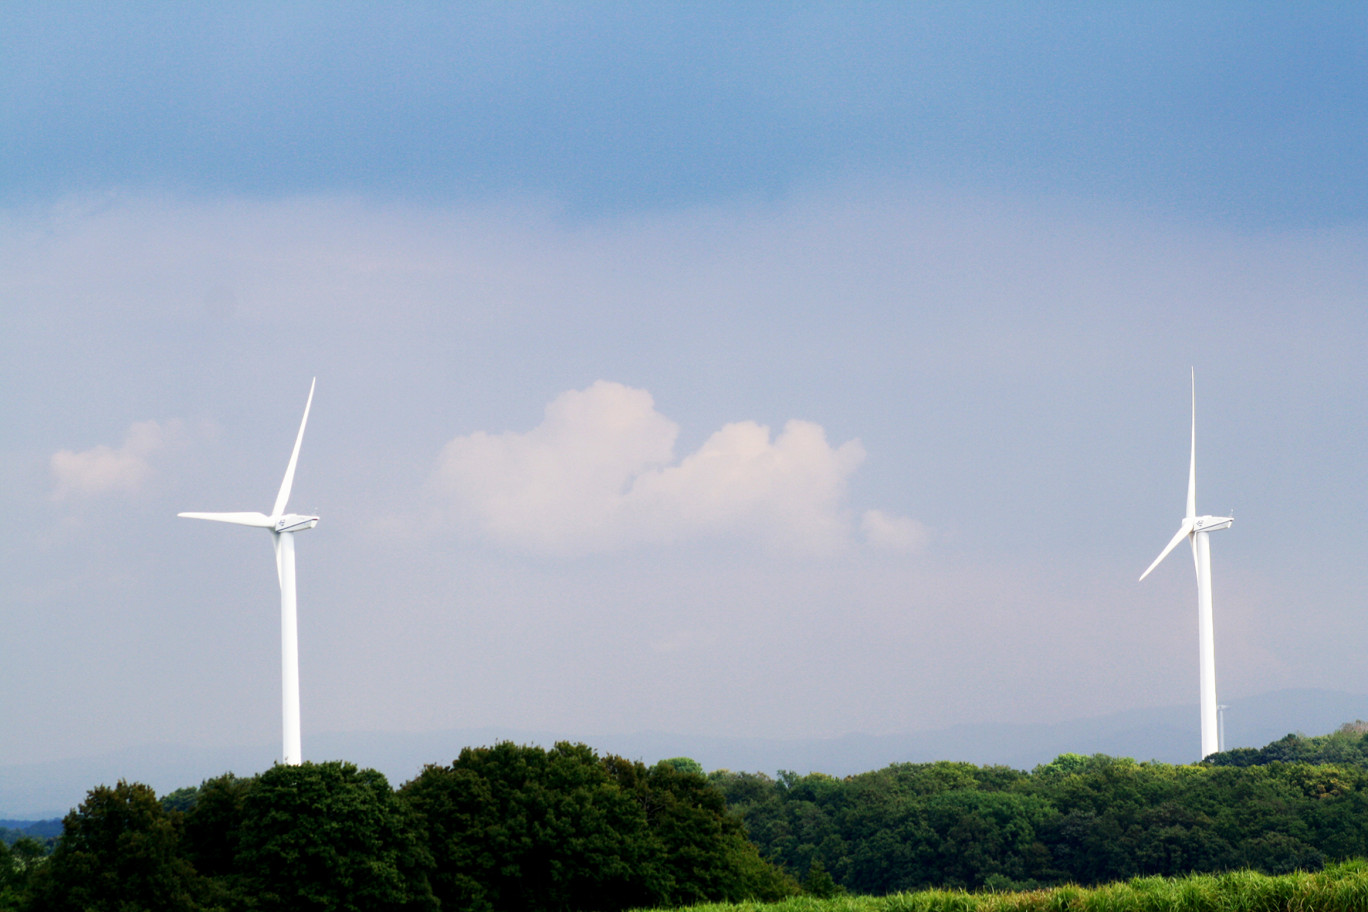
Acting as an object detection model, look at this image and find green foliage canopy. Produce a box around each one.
[401,741,795,912]
[713,736,1368,896]
[235,761,438,912]
[25,780,202,912]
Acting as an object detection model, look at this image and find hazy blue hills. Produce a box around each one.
[0,818,61,843]
[2,688,1362,820]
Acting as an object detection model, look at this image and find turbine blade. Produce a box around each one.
[178,511,274,528]
[273,531,284,590]
[272,378,316,518]
[1187,368,1197,521]
[1140,519,1193,582]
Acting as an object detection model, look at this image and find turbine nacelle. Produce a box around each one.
[1193,515,1232,533]
[177,511,321,534]
[1138,514,1234,582]
[274,514,319,533]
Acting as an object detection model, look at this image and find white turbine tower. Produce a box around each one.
[180,379,318,765]
[1139,369,1232,760]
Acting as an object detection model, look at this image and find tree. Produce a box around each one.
[0,838,46,909]
[801,857,842,897]
[25,780,203,912]
[402,742,665,912]
[235,761,437,912]
[633,758,796,905]
[661,757,704,776]
[182,772,252,881]
[401,742,795,912]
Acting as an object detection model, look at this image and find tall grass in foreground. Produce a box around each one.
[658,860,1368,912]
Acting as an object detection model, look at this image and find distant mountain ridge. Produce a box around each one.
[0,819,61,841]
[2,687,1362,819]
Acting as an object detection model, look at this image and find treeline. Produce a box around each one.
[0,824,59,848]
[9,728,1368,909]
[1208,721,1368,768]
[0,742,795,912]
[711,727,1368,895]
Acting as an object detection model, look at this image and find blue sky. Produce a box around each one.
[6,4,1366,222]
[2,3,1367,786]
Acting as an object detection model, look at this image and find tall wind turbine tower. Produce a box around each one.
[1139,369,1232,760]
[180,379,319,765]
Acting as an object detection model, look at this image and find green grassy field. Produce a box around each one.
[656,860,1368,912]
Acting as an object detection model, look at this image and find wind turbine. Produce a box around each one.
[1139,369,1232,760]
[180,379,318,765]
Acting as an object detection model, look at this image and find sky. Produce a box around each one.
[2,3,1367,775]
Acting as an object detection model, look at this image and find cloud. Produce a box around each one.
[51,420,181,500]
[431,381,916,555]
[431,381,676,551]
[861,509,932,552]
[628,417,865,552]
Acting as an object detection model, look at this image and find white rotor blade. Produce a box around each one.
[1187,368,1197,521]
[273,531,284,590]
[1139,518,1194,581]
[272,378,316,518]
[179,511,274,528]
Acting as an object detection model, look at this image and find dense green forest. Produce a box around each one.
[1207,720,1368,768]
[5,727,1368,911]
[0,742,793,912]
[711,725,1368,895]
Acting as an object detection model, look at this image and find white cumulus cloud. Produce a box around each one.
[51,420,181,501]
[431,381,676,551]
[430,381,921,555]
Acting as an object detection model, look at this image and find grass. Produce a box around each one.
[652,861,1368,912]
